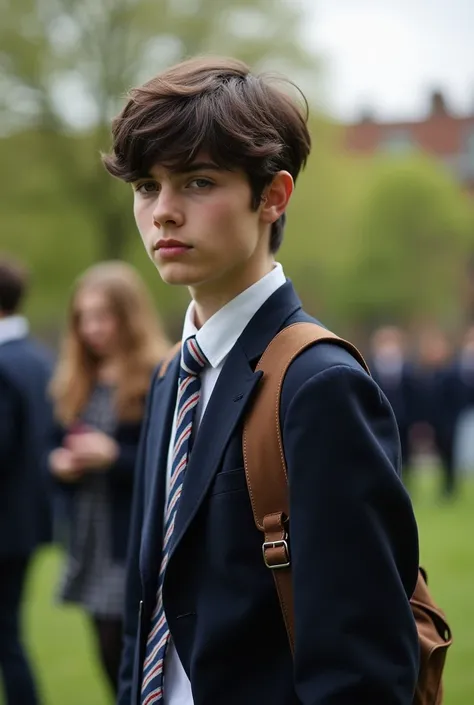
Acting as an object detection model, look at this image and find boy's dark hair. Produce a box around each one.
[0,257,29,314]
[103,56,311,253]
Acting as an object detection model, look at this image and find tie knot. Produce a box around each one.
[180,336,208,378]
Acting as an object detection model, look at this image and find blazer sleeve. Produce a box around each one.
[282,362,420,705]
[0,374,20,474]
[106,424,143,486]
[117,379,156,705]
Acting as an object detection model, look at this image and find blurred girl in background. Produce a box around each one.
[48,261,169,696]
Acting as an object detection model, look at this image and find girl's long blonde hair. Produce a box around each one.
[50,261,170,425]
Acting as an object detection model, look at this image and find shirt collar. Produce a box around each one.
[181,263,286,368]
[0,315,29,346]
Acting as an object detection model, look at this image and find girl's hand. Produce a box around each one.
[49,447,84,482]
[65,431,119,470]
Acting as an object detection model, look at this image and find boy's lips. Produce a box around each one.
[154,238,193,259]
[154,238,191,250]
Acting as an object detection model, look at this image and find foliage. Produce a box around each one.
[2,127,474,338]
[340,154,474,329]
[3,3,472,335]
[0,0,318,259]
[281,119,373,329]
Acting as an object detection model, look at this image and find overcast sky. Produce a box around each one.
[305,0,474,122]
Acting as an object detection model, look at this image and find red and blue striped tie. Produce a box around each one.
[141,336,208,704]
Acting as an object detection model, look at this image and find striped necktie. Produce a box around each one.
[141,336,208,705]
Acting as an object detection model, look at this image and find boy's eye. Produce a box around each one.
[136,181,158,194]
[188,178,213,189]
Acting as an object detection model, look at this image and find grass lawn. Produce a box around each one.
[2,470,472,704]
[410,470,474,704]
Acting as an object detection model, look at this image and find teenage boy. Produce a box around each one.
[103,57,420,705]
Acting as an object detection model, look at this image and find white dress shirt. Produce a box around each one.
[163,263,286,704]
[0,315,29,347]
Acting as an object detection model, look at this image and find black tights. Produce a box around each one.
[91,617,123,696]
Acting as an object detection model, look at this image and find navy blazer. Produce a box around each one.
[0,336,54,557]
[120,282,420,705]
[438,360,474,430]
[428,359,474,463]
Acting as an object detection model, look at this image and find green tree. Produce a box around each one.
[0,0,318,260]
[280,118,372,328]
[341,154,474,329]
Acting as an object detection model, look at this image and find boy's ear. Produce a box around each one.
[259,171,294,225]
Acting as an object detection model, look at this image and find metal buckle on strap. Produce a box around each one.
[262,537,290,569]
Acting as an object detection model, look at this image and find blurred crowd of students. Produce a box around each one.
[1,254,473,703]
[367,323,474,499]
[0,257,170,704]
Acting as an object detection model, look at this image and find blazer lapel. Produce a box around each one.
[169,341,261,559]
[140,355,180,596]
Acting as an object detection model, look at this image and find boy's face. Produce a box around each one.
[132,156,279,297]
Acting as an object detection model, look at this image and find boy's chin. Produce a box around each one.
[156,263,203,287]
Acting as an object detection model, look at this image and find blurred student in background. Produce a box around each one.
[48,261,168,696]
[411,327,453,495]
[0,257,54,705]
[439,325,474,497]
[368,325,415,480]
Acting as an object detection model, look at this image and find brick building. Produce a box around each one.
[343,90,474,196]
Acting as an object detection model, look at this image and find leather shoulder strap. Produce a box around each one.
[242,321,369,651]
[158,342,182,378]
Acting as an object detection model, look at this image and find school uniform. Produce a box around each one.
[436,354,474,495]
[53,407,143,586]
[52,387,145,692]
[0,316,54,705]
[119,269,419,705]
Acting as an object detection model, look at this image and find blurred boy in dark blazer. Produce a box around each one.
[0,258,54,705]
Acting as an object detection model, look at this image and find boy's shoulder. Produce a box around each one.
[281,311,368,380]
[277,311,375,414]
[0,335,53,380]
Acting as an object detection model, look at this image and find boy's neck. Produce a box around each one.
[190,255,275,328]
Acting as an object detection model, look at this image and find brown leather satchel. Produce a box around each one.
[242,321,452,705]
